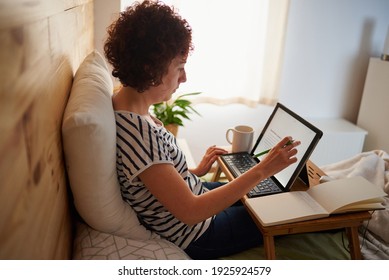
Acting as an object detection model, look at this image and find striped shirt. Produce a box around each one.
[114,111,212,249]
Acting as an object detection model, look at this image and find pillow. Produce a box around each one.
[62,51,155,239]
[73,222,190,260]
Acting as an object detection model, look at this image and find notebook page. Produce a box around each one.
[245,191,328,226]
[306,176,386,213]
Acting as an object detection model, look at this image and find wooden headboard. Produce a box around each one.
[0,0,94,259]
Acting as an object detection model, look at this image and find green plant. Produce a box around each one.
[152,92,201,126]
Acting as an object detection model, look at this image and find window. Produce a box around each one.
[121,0,289,106]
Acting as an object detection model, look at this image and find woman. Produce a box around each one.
[104,0,300,259]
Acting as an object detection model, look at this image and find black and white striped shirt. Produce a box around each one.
[115,111,212,249]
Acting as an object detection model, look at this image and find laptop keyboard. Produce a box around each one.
[221,154,281,197]
[222,154,256,175]
[248,178,281,197]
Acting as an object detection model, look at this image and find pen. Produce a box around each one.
[253,139,294,158]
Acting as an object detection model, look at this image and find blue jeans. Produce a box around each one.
[184,182,263,259]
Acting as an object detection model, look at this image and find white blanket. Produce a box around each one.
[321,150,389,259]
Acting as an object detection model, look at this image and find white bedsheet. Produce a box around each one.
[321,150,389,259]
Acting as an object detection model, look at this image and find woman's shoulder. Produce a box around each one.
[115,110,139,126]
[115,111,160,125]
[115,111,166,138]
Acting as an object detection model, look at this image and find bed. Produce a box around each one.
[0,0,388,260]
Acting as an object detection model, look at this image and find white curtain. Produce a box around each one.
[122,0,289,107]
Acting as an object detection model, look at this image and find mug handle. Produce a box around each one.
[226,128,234,144]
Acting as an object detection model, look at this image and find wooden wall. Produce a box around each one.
[0,0,94,259]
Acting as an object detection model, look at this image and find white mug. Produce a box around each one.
[226,125,254,153]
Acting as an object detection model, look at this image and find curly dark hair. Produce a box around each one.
[104,0,193,92]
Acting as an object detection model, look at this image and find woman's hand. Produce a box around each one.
[190,145,228,177]
[257,136,300,179]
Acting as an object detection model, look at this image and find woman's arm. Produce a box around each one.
[139,137,299,225]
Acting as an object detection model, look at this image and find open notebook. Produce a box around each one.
[245,176,386,226]
[220,103,323,197]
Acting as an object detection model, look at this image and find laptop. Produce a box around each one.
[220,103,323,198]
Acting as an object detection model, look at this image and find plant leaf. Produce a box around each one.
[176,92,202,100]
[151,92,202,126]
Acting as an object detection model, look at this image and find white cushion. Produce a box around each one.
[62,51,155,239]
[73,222,190,260]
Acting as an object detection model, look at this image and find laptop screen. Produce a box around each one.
[251,103,323,190]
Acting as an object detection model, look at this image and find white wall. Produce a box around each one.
[94,0,389,164]
[178,103,274,162]
[278,0,389,122]
[93,0,121,82]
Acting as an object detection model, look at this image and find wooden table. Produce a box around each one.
[212,157,372,259]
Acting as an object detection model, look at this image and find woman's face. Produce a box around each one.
[156,56,187,101]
